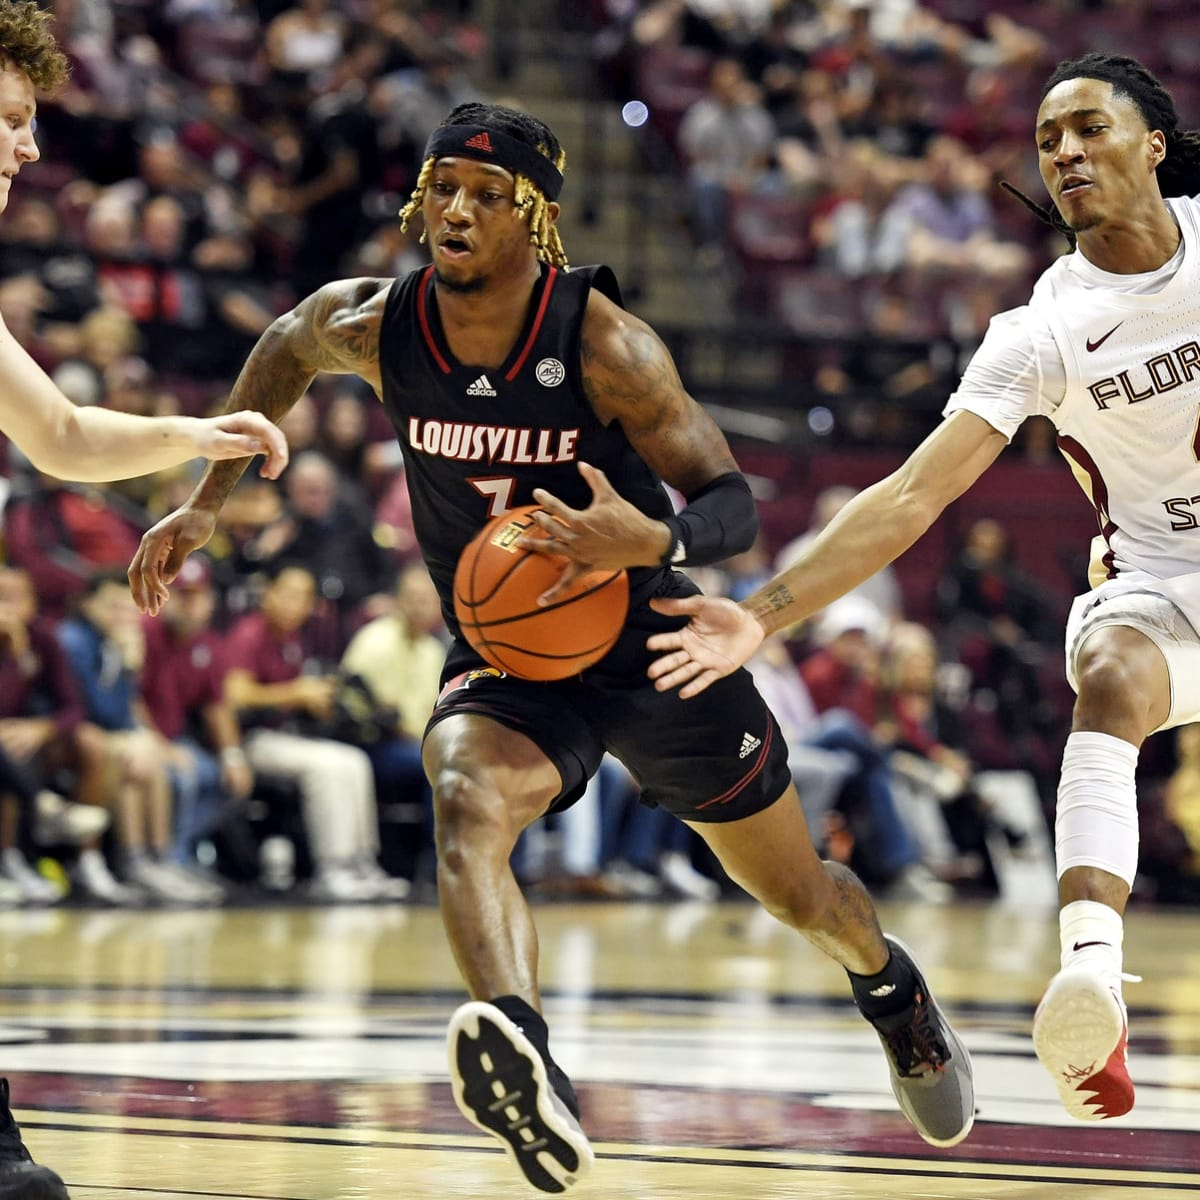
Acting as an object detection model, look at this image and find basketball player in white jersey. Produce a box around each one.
[0,7,284,1197]
[648,51,1200,1122]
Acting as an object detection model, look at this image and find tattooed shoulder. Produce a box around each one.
[580,291,681,425]
[296,278,391,378]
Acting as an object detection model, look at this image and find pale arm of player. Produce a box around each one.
[127,278,391,616]
[0,313,287,482]
[647,410,1008,696]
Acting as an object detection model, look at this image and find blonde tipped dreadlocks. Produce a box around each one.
[399,103,570,269]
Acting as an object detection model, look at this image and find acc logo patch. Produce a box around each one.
[535,358,566,387]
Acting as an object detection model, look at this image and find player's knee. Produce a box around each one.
[431,766,518,865]
[1074,643,1159,728]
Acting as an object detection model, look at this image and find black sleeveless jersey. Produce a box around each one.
[377,262,674,634]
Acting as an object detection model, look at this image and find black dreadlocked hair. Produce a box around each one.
[1002,52,1200,247]
[399,102,569,268]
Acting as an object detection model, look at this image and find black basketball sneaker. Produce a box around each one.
[0,1080,68,1199]
[448,1001,593,1193]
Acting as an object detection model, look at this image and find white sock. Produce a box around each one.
[1055,731,1139,886]
[1059,899,1124,979]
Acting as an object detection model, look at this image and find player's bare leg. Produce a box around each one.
[691,786,975,1146]
[425,715,594,1191]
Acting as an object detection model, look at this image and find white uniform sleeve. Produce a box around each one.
[942,306,1065,441]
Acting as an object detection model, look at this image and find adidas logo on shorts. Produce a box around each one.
[739,732,762,759]
[466,373,498,397]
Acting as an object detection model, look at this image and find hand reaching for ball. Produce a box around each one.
[517,462,671,605]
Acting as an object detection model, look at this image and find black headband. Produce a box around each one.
[423,124,564,201]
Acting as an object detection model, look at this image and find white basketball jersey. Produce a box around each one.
[1032,195,1200,587]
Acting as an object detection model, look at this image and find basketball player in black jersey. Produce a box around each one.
[129,101,975,1191]
[0,7,288,1199]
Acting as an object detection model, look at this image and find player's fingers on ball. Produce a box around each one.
[529,510,571,538]
[538,566,580,606]
[515,534,558,556]
[530,488,573,518]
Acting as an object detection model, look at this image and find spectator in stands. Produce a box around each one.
[140,554,245,888]
[874,135,1016,273]
[267,449,396,619]
[750,628,946,902]
[276,389,319,456]
[3,471,145,617]
[936,516,1059,739]
[0,566,106,904]
[223,562,407,902]
[107,132,217,253]
[71,306,143,390]
[677,55,776,260]
[875,134,1032,335]
[599,763,722,901]
[339,561,445,883]
[317,385,372,492]
[876,621,991,887]
[59,568,220,904]
[265,0,346,88]
[844,73,935,161]
[272,74,379,295]
[800,595,886,730]
[371,41,482,166]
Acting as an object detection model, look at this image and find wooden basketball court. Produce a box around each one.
[0,898,1195,1198]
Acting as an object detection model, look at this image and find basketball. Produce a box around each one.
[453,505,630,680]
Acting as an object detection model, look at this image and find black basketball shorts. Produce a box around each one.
[425,571,792,823]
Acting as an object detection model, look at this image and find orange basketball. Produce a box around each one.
[453,505,630,681]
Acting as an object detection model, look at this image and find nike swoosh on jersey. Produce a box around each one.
[1072,940,1111,951]
[1086,323,1124,352]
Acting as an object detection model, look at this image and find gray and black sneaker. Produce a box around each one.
[448,1001,593,1193]
[0,1079,68,1199]
[863,936,975,1147]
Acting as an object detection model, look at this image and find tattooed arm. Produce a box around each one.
[579,290,740,497]
[127,278,391,613]
[518,290,748,594]
[189,278,391,513]
[647,410,1007,697]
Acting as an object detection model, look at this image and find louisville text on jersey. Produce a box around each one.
[407,418,581,465]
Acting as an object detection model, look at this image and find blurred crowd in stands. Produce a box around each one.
[584,0,1200,435]
[0,0,1196,910]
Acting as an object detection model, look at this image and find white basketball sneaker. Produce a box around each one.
[1033,965,1134,1120]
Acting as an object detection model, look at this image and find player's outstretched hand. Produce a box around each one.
[128,506,218,616]
[194,412,289,479]
[646,595,766,698]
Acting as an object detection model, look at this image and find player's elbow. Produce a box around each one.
[889,477,952,540]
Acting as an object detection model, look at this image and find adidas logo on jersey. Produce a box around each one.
[466,374,497,397]
[739,732,762,759]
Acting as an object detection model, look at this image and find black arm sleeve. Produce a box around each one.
[659,471,759,568]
